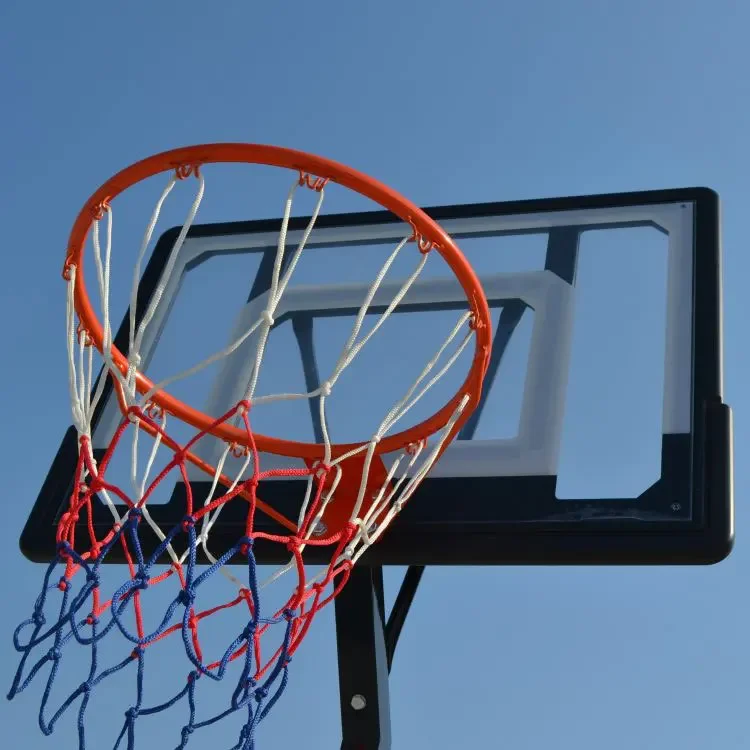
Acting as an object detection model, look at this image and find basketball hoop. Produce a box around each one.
[10,144,491,748]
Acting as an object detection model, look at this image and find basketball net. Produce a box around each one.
[9,147,490,749]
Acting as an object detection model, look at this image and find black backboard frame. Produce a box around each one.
[21,187,733,566]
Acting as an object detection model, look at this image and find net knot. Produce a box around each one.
[127,507,143,524]
[236,399,251,416]
[88,476,106,494]
[47,647,62,662]
[320,380,332,398]
[312,461,332,480]
[230,442,250,458]
[239,537,254,555]
[133,571,149,590]
[172,447,189,465]
[57,577,70,592]
[286,537,301,553]
[406,438,426,456]
[62,256,75,281]
[243,475,259,491]
[61,510,80,525]
[175,163,201,180]
[282,608,296,622]
[468,309,486,331]
[86,570,100,586]
[181,515,196,532]
[354,518,375,545]
[181,725,195,739]
[32,612,46,628]
[125,706,140,721]
[91,198,111,221]
[145,402,163,420]
[86,614,99,626]
[370,434,382,445]
[298,171,329,192]
[254,686,269,701]
[129,353,142,369]
[76,322,93,347]
[408,218,438,254]
[260,309,275,327]
[177,588,195,607]
[126,405,143,424]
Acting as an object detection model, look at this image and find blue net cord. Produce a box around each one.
[7,511,334,750]
[8,399,362,749]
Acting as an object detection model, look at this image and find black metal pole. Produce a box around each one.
[336,565,392,750]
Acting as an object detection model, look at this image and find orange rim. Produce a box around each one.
[64,143,492,459]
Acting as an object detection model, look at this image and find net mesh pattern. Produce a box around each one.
[9,166,477,749]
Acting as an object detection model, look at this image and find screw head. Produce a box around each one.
[670,503,682,512]
[350,694,367,711]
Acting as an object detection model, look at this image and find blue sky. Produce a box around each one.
[2,1,750,748]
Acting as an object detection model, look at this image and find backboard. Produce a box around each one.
[22,187,733,566]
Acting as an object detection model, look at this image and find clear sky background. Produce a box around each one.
[1,1,749,748]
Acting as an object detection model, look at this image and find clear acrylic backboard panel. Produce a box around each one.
[24,187,732,566]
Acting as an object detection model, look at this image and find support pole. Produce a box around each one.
[336,566,392,750]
